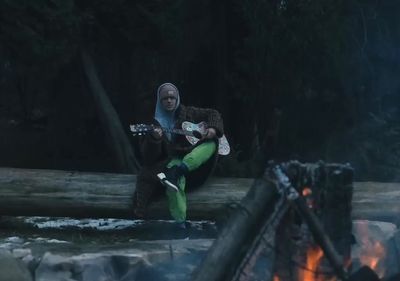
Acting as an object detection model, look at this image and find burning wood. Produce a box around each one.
[359,241,385,276]
[192,161,381,281]
[352,220,392,279]
[299,246,324,281]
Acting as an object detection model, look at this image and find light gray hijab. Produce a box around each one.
[154,83,180,140]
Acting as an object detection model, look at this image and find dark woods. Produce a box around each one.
[0,0,399,180]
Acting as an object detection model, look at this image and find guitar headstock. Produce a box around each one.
[130,124,154,136]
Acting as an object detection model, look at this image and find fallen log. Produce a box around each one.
[0,167,250,220]
[352,181,400,224]
[0,167,398,223]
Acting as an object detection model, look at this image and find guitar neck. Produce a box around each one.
[163,127,195,137]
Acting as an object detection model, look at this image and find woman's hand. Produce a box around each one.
[151,127,163,139]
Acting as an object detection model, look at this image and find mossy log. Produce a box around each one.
[0,167,398,223]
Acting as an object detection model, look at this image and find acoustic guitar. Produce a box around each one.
[130,121,230,155]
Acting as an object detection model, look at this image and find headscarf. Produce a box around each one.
[154,83,180,141]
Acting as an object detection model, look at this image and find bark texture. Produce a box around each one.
[0,167,398,223]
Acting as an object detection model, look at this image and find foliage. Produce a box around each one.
[0,0,79,70]
[0,0,399,179]
[0,0,80,121]
[324,109,400,181]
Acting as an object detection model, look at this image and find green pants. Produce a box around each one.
[166,141,217,222]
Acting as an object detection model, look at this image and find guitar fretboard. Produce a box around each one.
[161,127,196,137]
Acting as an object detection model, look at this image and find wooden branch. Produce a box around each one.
[191,173,280,281]
[0,167,398,223]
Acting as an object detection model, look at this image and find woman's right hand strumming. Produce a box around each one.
[151,127,163,139]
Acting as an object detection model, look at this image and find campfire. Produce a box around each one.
[294,204,387,280]
[267,162,383,281]
[193,161,397,281]
[277,237,386,281]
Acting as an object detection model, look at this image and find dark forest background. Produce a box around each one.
[0,0,399,181]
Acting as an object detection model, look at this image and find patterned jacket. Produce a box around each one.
[132,104,224,218]
[141,104,224,165]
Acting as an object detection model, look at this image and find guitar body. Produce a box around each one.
[130,121,230,155]
[182,121,230,155]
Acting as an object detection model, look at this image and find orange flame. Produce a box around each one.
[299,246,324,281]
[359,241,385,277]
[273,275,280,281]
[302,187,315,208]
[302,187,312,196]
[356,221,386,278]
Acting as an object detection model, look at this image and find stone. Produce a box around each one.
[34,240,212,281]
[12,248,32,259]
[382,229,400,279]
[35,253,75,281]
[0,250,32,281]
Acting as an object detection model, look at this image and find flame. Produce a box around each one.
[275,244,339,281]
[356,221,386,278]
[299,246,324,281]
[302,187,312,196]
[302,187,315,208]
[359,241,385,277]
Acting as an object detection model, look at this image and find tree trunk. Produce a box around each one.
[0,167,398,223]
[80,49,139,173]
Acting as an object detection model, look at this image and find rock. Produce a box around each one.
[35,252,167,281]
[5,237,24,244]
[21,254,40,276]
[0,249,32,281]
[34,239,212,281]
[382,229,400,279]
[12,248,32,259]
[35,252,76,281]
[0,242,16,251]
[353,220,397,242]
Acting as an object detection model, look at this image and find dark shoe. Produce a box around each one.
[177,221,187,229]
[157,164,188,192]
[176,221,189,240]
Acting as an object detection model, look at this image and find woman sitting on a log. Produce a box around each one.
[132,82,225,230]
